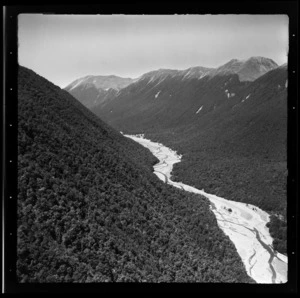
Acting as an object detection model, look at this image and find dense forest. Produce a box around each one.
[147,67,288,254]
[17,66,254,283]
[92,66,287,254]
[267,215,287,254]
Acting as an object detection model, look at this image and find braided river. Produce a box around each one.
[126,134,288,284]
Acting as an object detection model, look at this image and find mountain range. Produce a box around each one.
[64,56,278,109]
[71,56,287,254]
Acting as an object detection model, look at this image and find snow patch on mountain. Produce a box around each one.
[68,77,90,91]
[155,91,161,98]
[242,94,250,102]
[153,77,167,88]
[196,105,203,114]
[182,69,193,80]
[225,89,235,98]
[140,69,179,83]
[181,66,213,80]
[147,76,156,85]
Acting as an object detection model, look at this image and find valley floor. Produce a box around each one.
[126,134,288,284]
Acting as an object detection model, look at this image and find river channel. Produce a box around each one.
[125,134,288,284]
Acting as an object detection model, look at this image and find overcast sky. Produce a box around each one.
[18,14,289,88]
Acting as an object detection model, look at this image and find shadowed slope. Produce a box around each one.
[17,66,253,283]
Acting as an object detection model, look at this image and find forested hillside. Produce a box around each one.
[92,64,287,254]
[17,66,254,283]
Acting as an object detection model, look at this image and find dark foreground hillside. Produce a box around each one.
[17,66,253,283]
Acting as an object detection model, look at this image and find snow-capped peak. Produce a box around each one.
[196,105,203,114]
[64,75,136,92]
[208,56,278,82]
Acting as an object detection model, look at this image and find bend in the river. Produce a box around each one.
[125,134,288,284]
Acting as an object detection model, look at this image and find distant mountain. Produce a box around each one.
[66,57,277,109]
[136,56,277,85]
[91,58,287,254]
[65,75,135,91]
[138,66,214,84]
[64,75,136,108]
[92,57,282,136]
[139,69,181,82]
[180,66,214,80]
[208,56,278,81]
[18,65,253,283]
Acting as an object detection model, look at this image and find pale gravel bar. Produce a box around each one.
[126,134,288,284]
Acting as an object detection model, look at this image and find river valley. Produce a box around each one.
[125,134,288,284]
